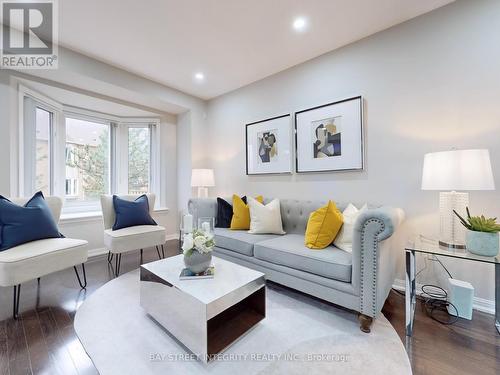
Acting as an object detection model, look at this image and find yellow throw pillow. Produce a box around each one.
[305,200,343,249]
[230,195,263,230]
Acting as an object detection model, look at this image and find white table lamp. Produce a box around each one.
[422,149,495,248]
[191,169,215,198]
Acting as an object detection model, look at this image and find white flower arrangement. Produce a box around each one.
[182,229,215,257]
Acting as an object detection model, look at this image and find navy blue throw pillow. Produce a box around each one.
[216,196,246,228]
[112,195,157,231]
[0,191,63,251]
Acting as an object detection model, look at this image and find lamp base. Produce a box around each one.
[438,240,466,250]
[197,186,209,198]
[439,191,468,249]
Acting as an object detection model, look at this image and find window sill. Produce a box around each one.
[59,207,169,224]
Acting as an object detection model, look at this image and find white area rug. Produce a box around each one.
[74,269,412,375]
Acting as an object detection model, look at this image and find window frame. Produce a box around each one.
[63,111,113,213]
[18,84,162,214]
[34,105,54,195]
[18,84,63,197]
[122,122,160,196]
[116,118,161,200]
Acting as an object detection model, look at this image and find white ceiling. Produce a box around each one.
[59,0,454,100]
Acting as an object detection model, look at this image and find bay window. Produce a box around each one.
[65,117,111,211]
[20,85,161,214]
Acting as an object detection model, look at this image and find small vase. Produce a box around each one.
[183,250,212,274]
[466,230,499,257]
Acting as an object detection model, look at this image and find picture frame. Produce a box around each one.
[246,114,292,175]
[295,96,364,173]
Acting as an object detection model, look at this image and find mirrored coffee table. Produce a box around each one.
[405,235,499,336]
[140,255,266,361]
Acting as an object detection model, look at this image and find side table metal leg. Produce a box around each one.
[405,250,416,336]
[495,263,499,334]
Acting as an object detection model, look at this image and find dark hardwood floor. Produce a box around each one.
[0,240,498,375]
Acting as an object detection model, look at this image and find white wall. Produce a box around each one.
[206,0,500,303]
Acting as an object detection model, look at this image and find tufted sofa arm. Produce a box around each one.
[352,206,405,318]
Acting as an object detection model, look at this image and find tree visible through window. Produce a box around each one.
[128,127,150,194]
[65,117,110,209]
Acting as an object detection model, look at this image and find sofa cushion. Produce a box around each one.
[254,234,352,282]
[214,228,280,256]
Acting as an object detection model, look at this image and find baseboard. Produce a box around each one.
[165,233,179,241]
[87,234,179,259]
[88,247,108,258]
[392,278,495,315]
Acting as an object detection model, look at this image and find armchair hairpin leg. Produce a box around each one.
[13,284,21,320]
[140,249,143,264]
[74,263,87,289]
[161,244,165,259]
[37,277,40,285]
[114,253,122,277]
[107,251,114,264]
[156,245,162,260]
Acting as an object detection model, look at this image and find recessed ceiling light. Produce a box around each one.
[293,17,307,32]
[194,72,205,81]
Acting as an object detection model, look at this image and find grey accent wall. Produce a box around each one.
[206,0,500,301]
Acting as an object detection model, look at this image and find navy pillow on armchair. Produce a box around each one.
[0,191,63,251]
[112,194,157,230]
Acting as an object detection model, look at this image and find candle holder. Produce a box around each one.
[179,211,194,253]
[198,217,215,236]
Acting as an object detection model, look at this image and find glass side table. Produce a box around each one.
[405,235,499,336]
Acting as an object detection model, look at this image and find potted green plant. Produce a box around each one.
[454,208,500,257]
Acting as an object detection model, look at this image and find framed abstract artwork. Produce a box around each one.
[246,114,292,175]
[295,96,364,173]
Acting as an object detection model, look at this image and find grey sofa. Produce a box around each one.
[188,198,404,333]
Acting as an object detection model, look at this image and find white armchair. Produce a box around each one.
[100,194,166,276]
[0,196,88,319]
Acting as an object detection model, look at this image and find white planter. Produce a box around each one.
[465,230,499,257]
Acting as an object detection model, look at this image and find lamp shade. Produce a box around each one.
[191,169,215,187]
[421,149,495,191]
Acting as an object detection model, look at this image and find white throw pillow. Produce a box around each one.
[248,197,286,235]
[333,203,367,252]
